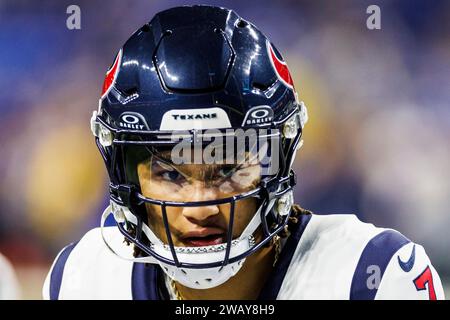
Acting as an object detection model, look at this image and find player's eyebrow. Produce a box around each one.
[151,152,255,184]
[148,144,261,179]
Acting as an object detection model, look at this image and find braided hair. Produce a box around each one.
[277,204,312,239]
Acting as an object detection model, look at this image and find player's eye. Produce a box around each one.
[218,165,237,178]
[152,160,185,183]
[162,170,182,182]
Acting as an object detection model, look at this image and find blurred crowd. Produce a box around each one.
[0,0,449,299]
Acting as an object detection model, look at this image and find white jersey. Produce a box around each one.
[43,213,445,300]
[0,253,20,300]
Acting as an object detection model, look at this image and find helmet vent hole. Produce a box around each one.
[141,24,150,32]
[164,30,173,36]
[195,281,200,285]
[122,87,137,96]
[236,19,248,28]
[205,278,212,282]
[181,269,187,275]
[164,266,168,272]
[252,82,269,91]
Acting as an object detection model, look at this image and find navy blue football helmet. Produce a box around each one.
[91,5,307,289]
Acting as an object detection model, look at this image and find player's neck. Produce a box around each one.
[174,242,276,300]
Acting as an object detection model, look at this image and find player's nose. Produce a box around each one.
[181,185,220,222]
[182,205,220,222]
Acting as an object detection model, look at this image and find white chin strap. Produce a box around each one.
[100,200,271,289]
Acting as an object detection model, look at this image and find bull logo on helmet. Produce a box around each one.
[267,40,294,91]
[101,49,122,99]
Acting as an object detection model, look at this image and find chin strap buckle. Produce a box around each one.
[260,178,279,202]
[109,184,140,207]
[289,170,297,187]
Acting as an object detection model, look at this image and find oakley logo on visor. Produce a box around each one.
[118,112,149,130]
[242,105,274,126]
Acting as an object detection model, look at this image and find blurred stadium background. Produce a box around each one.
[0,0,449,299]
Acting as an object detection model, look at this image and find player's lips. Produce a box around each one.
[180,228,225,247]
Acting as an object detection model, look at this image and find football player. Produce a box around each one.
[43,5,444,300]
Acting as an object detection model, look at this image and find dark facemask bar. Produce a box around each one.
[160,203,179,267]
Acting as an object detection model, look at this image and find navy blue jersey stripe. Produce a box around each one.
[350,230,410,300]
[49,242,78,300]
[132,262,161,300]
[258,213,312,300]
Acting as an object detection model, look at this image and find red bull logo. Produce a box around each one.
[267,40,294,91]
[101,49,122,99]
